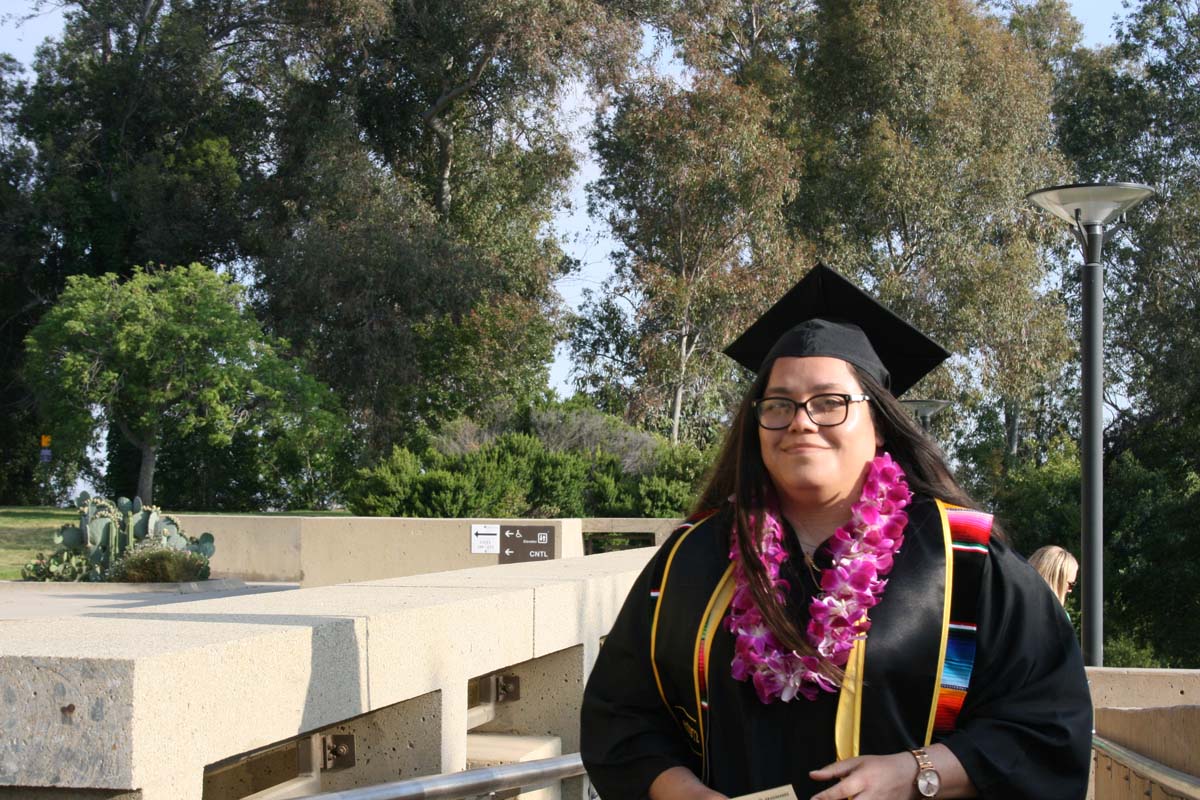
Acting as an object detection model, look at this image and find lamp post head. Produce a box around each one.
[901,399,951,431]
[1026,182,1155,227]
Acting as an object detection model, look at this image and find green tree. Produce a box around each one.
[249,0,651,450]
[250,106,563,450]
[1023,0,1200,667]
[23,264,347,506]
[1005,0,1084,74]
[578,74,806,445]
[658,0,1075,474]
[348,0,643,219]
[15,1,281,278]
[0,54,64,503]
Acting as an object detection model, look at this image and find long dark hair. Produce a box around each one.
[694,358,990,678]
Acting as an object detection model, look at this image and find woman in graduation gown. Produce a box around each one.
[580,265,1092,800]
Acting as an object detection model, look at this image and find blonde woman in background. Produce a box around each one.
[1029,545,1079,606]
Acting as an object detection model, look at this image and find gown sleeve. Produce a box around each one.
[580,543,698,800]
[940,536,1094,800]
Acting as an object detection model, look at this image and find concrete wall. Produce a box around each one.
[175,515,585,587]
[0,547,656,800]
[1087,667,1200,709]
[1086,668,1200,800]
[1094,706,1200,778]
[175,515,302,582]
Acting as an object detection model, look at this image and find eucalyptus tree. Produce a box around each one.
[649,0,1076,481]
[577,74,806,444]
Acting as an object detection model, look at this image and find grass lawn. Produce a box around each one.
[0,506,75,580]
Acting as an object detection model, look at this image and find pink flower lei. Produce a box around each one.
[726,452,912,703]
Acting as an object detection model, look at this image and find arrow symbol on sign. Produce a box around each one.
[505,530,516,538]
[504,548,514,556]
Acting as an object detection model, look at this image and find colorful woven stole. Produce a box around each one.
[930,503,993,738]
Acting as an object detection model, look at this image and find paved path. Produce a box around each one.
[0,579,299,620]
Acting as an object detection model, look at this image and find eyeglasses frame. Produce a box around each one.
[752,393,872,430]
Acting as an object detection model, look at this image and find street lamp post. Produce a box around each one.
[901,399,951,433]
[1026,182,1155,667]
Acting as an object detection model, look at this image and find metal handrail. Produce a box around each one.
[292,753,585,800]
[1092,734,1200,799]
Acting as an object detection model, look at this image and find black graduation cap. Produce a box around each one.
[723,263,951,397]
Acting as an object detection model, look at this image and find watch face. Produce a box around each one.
[917,768,941,797]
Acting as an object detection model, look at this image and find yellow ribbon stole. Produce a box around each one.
[924,499,955,746]
[833,637,865,760]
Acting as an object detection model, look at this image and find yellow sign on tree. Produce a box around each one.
[40,435,51,448]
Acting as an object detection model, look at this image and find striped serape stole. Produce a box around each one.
[933,505,993,736]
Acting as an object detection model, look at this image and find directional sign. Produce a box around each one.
[39,448,52,464]
[498,525,556,564]
[470,523,500,554]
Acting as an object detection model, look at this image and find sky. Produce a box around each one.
[0,0,1135,397]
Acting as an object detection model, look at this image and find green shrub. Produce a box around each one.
[107,544,211,582]
[633,443,711,517]
[345,447,425,517]
[991,439,1080,556]
[346,421,717,520]
[1103,632,1166,669]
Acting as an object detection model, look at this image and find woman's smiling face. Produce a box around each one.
[757,356,882,508]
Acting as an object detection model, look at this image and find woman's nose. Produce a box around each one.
[789,404,819,432]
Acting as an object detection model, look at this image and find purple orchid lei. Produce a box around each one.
[726,452,912,703]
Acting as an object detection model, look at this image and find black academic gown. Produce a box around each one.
[580,495,1093,799]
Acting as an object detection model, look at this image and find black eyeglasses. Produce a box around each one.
[752,393,871,429]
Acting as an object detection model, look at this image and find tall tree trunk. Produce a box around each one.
[671,381,684,446]
[671,332,689,445]
[137,443,157,506]
[434,129,453,218]
[1003,399,1021,466]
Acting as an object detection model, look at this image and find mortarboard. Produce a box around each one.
[723,263,951,397]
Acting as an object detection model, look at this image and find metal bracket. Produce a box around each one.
[322,734,356,770]
[496,674,520,703]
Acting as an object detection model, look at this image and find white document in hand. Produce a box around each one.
[730,787,799,800]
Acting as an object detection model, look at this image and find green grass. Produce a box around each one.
[0,506,75,580]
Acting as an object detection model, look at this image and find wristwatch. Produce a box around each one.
[911,747,941,797]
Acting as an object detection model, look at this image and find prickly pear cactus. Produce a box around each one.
[30,494,215,581]
[189,533,216,559]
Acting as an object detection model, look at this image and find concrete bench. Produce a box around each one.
[0,549,656,800]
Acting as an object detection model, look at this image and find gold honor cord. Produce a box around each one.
[693,564,736,782]
[925,499,955,746]
[650,523,698,733]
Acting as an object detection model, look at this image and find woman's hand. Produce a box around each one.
[649,766,730,800]
[808,743,976,800]
[808,752,917,800]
